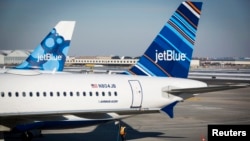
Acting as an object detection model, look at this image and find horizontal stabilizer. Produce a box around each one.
[166,83,250,100]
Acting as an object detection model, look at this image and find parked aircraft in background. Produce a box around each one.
[0,1,249,141]
[0,21,75,74]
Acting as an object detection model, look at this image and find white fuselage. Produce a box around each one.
[0,73,207,116]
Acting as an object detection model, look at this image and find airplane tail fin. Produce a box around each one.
[16,21,76,71]
[124,1,203,78]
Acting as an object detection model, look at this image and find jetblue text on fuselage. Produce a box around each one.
[155,50,186,63]
[37,53,62,62]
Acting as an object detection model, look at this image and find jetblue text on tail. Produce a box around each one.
[37,53,62,62]
[155,50,186,63]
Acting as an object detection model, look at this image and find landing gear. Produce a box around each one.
[21,131,33,141]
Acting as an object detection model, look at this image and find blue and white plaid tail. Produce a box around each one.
[124,1,202,78]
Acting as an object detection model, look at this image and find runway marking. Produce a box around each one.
[186,97,201,101]
[190,104,223,110]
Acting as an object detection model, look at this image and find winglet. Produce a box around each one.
[16,21,76,71]
[124,1,203,78]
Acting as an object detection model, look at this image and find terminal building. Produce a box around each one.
[0,50,31,65]
[1,50,250,69]
[66,56,138,67]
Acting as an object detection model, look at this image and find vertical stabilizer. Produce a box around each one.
[125,1,202,78]
[16,21,76,71]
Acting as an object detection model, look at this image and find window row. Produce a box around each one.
[0,91,118,98]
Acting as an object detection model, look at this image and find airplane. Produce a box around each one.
[0,1,249,141]
[0,20,76,74]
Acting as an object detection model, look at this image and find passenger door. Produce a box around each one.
[129,80,143,108]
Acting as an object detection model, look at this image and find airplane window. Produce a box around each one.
[76,91,80,96]
[108,91,111,96]
[102,91,105,96]
[29,92,33,97]
[63,92,67,96]
[22,92,26,97]
[1,92,4,97]
[8,92,12,97]
[83,91,86,96]
[15,92,19,97]
[50,92,53,97]
[96,91,99,96]
[43,92,46,97]
[114,91,117,96]
[57,92,60,97]
[36,92,39,97]
[89,92,92,96]
[70,91,73,97]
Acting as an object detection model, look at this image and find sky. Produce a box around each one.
[0,0,249,58]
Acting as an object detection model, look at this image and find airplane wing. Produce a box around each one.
[165,83,250,100]
[0,109,159,132]
[0,112,132,132]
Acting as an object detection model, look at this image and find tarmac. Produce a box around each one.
[2,79,250,141]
